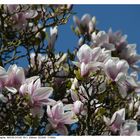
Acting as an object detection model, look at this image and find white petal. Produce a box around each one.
[111,108,125,125]
[77,44,92,64]
[115,72,126,82]
[5,87,17,94]
[50,26,58,36]
[81,14,91,26]
[34,87,53,99]
[104,59,117,80]
[126,76,138,87]
[117,82,127,98]
[52,102,64,120]
[80,62,88,76]
[116,60,129,74]
[0,66,7,79]
[91,47,101,61]
[47,105,53,118]
[25,76,39,84]
[103,116,111,126]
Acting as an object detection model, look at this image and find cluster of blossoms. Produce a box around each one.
[0,5,140,136]
[0,64,79,135]
[3,5,38,30]
[71,14,140,135]
[73,14,140,71]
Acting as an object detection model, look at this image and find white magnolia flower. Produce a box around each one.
[30,53,46,68]
[91,31,115,51]
[47,101,78,135]
[48,26,58,49]
[103,108,125,132]
[104,58,129,98]
[73,44,103,76]
[5,5,38,30]
[5,64,25,89]
[73,14,96,34]
[20,77,55,117]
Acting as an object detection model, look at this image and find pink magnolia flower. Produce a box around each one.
[73,14,96,34]
[20,77,55,117]
[5,64,25,89]
[91,31,115,51]
[108,28,127,47]
[5,5,38,30]
[73,44,103,76]
[119,44,140,71]
[103,108,125,133]
[104,58,130,97]
[47,102,78,135]
[30,53,46,69]
[104,58,129,81]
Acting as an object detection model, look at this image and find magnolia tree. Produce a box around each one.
[0,4,140,136]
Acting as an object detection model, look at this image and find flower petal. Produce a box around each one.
[116,60,129,74]
[104,59,117,80]
[77,44,92,64]
[56,124,68,135]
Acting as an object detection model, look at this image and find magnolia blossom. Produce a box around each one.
[108,30,140,70]
[91,31,115,51]
[91,28,140,71]
[47,102,78,135]
[0,64,25,92]
[108,28,127,47]
[6,64,25,89]
[73,44,103,76]
[104,57,130,97]
[119,44,140,70]
[20,76,55,117]
[103,108,125,133]
[91,29,127,51]
[5,5,38,30]
[30,53,46,69]
[73,14,96,34]
[48,26,58,49]
[104,58,129,81]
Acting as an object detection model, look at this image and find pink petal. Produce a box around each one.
[116,60,129,74]
[104,59,117,80]
[56,124,68,135]
[77,44,92,64]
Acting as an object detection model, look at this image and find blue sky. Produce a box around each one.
[56,5,140,55]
